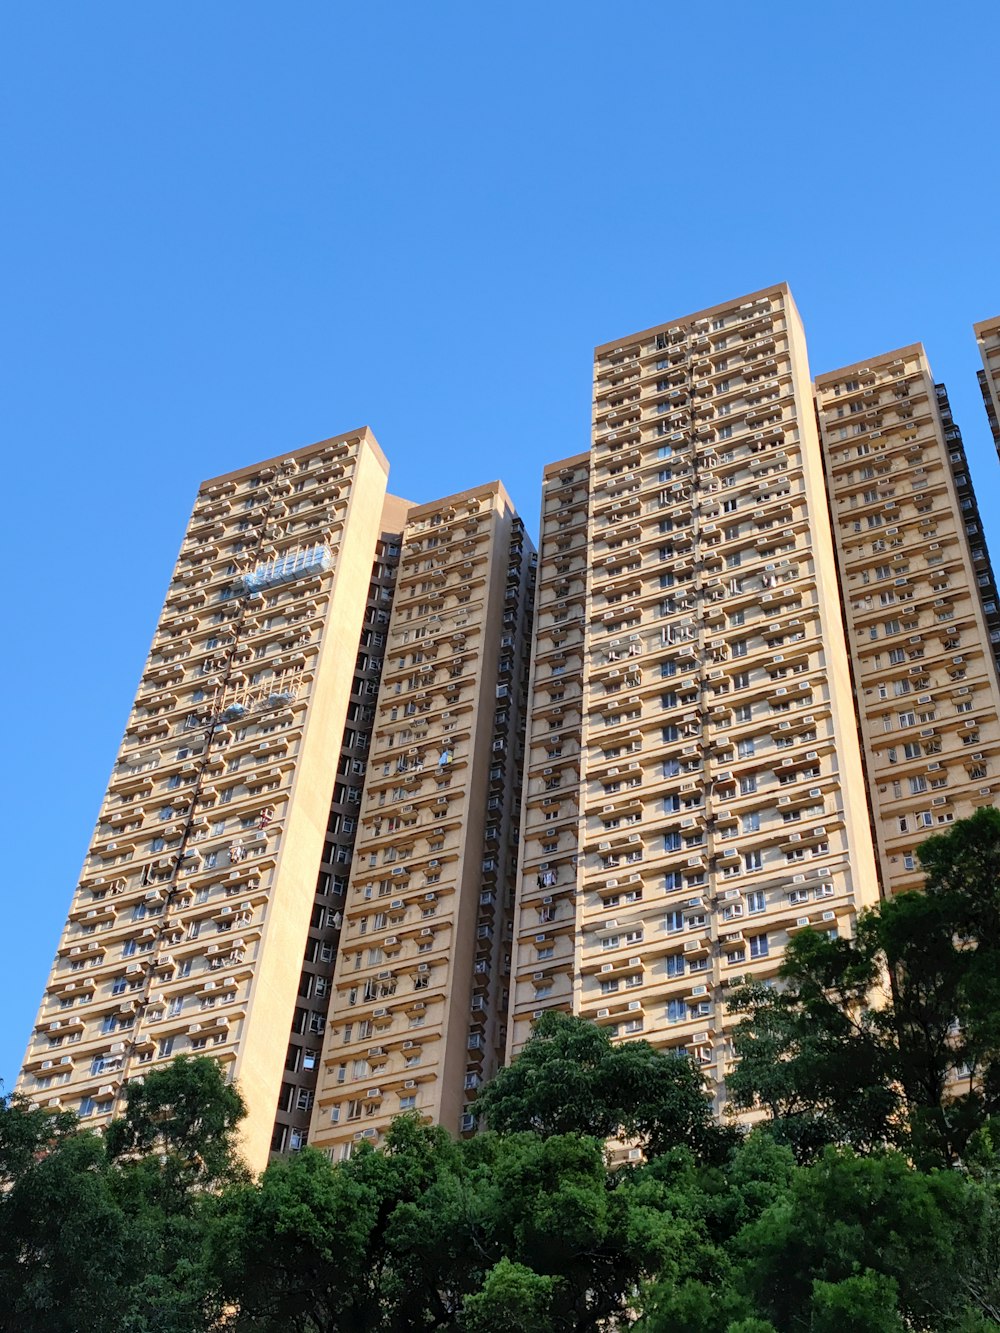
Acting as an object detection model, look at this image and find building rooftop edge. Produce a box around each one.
[197,427,388,491]
[814,342,928,385]
[403,479,519,521]
[543,451,590,477]
[592,282,793,358]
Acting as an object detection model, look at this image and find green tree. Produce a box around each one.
[727,808,1000,1164]
[734,1148,984,1331]
[0,1109,130,1333]
[0,1057,246,1333]
[808,1272,905,1333]
[105,1053,248,1193]
[474,1012,735,1162]
[460,1258,556,1333]
[0,1088,79,1187]
[217,1112,714,1332]
[213,1143,381,1331]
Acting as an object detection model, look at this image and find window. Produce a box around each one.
[666,999,687,1023]
[664,910,684,933]
[748,933,769,959]
[746,890,765,913]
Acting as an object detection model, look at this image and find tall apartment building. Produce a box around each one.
[271,497,411,1155]
[507,455,591,1057]
[510,285,883,1108]
[933,383,1000,678]
[815,347,1000,896]
[17,429,397,1169]
[975,315,1000,454]
[307,484,533,1158]
[19,286,1000,1160]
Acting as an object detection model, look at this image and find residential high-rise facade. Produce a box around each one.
[507,455,591,1057]
[508,285,1000,1115]
[17,430,396,1170]
[975,315,1000,455]
[509,285,884,1107]
[270,497,411,1156]
[933,383,1000,679]
[19,285,1000,1160]
[308,483,534,1160]
[815,346,1000,897]
[16,431,535,1172]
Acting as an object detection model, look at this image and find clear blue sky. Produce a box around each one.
[3,2,998,1087]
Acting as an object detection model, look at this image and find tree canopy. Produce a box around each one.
[727,806,1000,1166]
[472,1008,737,1162]
[2,810,998,1330]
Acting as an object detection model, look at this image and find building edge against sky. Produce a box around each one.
[17,428,395,1169]
[307,482,534,1160]
[975,315,1000,456]
[16,288,1000,1171]
[509,284,884,1114]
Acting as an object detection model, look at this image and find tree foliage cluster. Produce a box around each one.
[2,811,998,1332]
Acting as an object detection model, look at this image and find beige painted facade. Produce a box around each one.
[18,431,391,1171]
[270,493,412,1155]
[20,290,1000,1164]
[510,285,882,1113]
[308,483,534,1159]
[975,315,1000,455]
[816,346,1000,896]
[507,454,590,1057]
